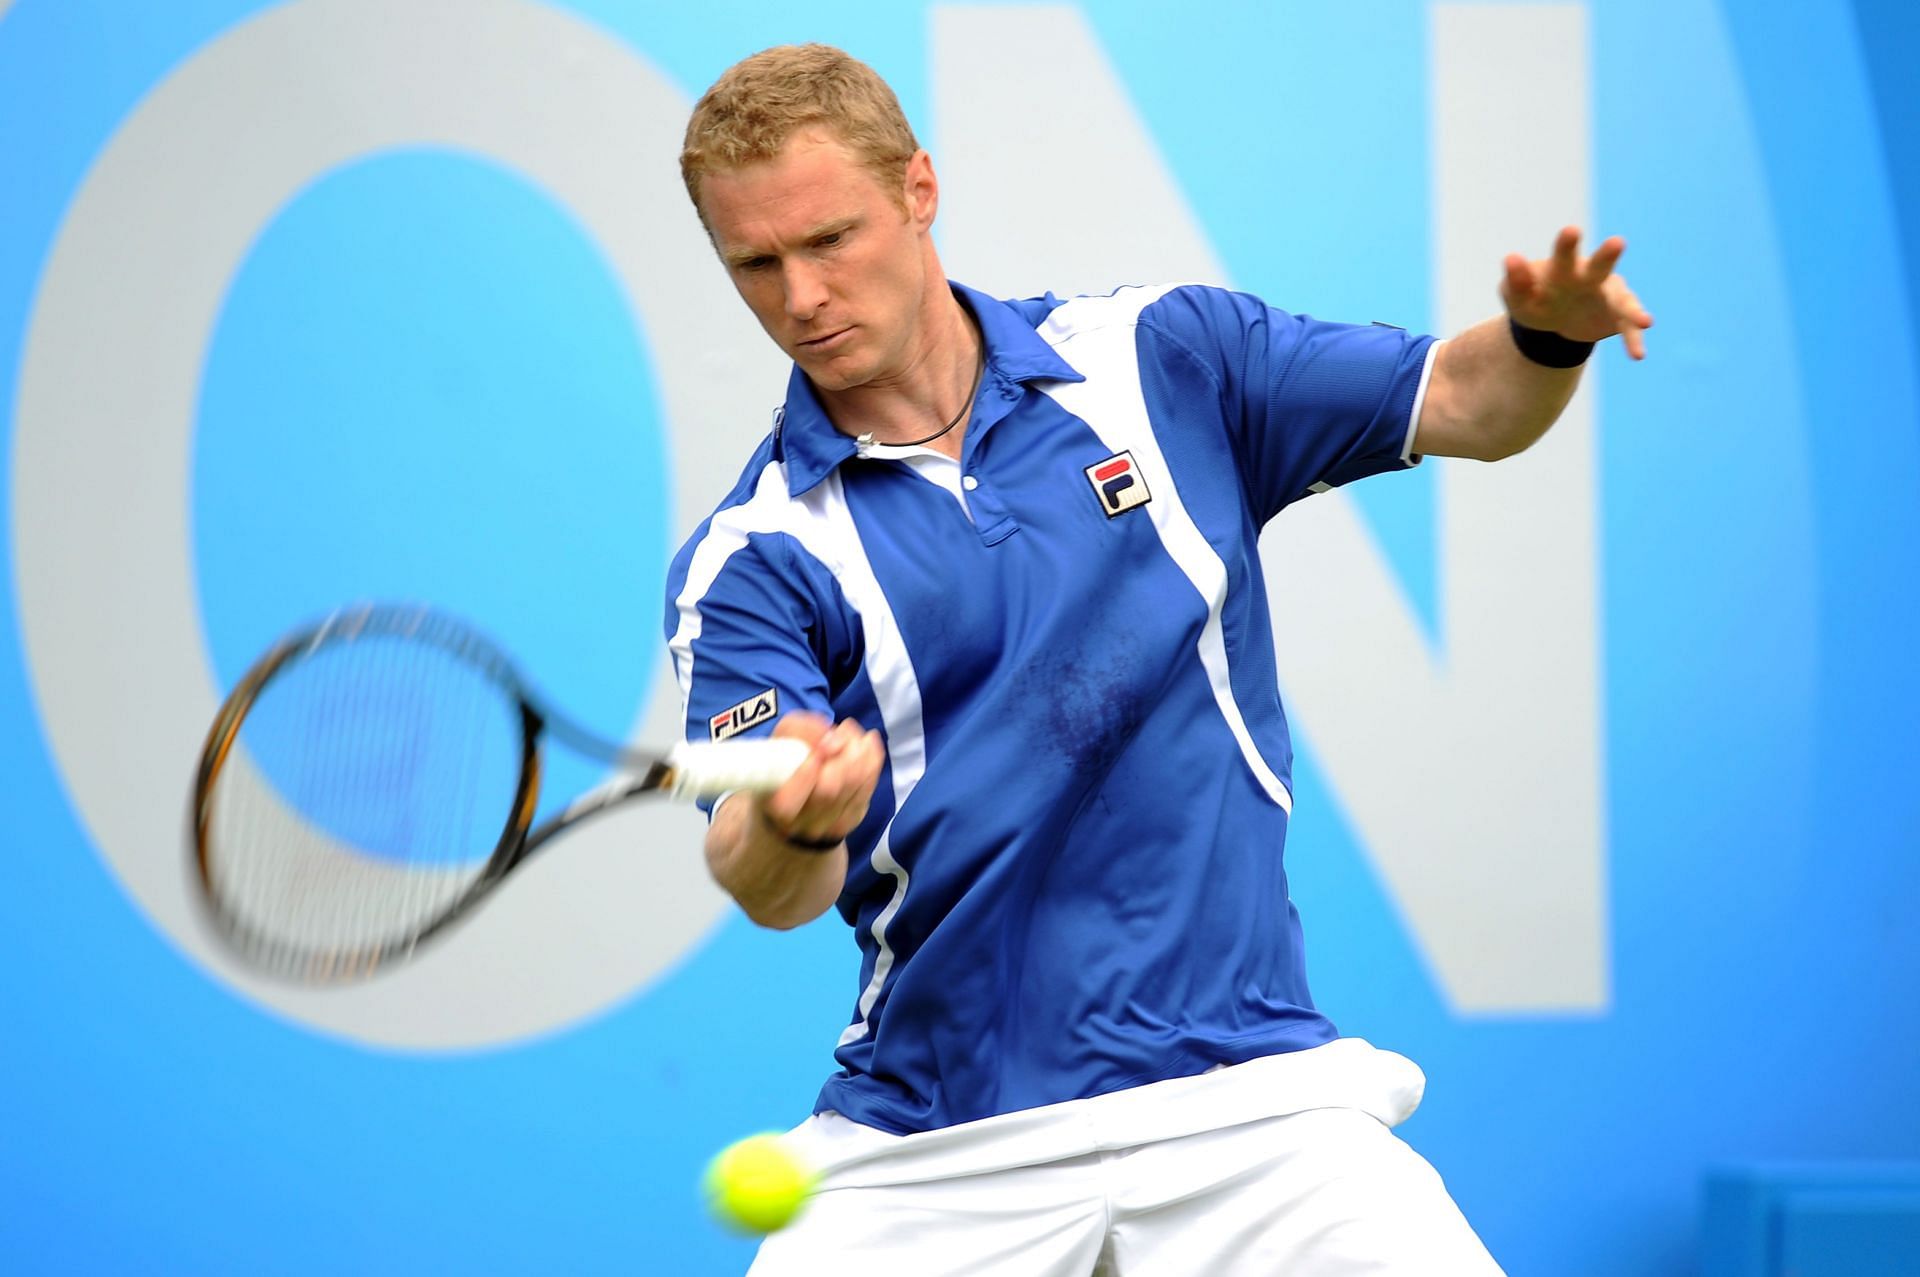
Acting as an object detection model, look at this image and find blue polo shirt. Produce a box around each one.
[665,281,1437,1136]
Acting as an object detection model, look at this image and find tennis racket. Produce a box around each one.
[191,603,805,984]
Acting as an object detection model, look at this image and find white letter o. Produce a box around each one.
[11,0,783,1049]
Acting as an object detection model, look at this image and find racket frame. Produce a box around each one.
[191,604,802,983]
[191,606,632,982]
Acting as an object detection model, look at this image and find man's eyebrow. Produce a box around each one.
[806,215,859,239]
[720,216,860,268]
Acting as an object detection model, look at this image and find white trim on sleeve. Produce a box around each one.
[1403,338,1443,465]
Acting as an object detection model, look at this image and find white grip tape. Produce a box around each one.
[666,738,810,801]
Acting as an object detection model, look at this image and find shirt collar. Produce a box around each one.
[776,281,1086,497]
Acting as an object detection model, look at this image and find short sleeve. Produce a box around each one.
[1138,287,1439,525]
[664,530,836,810]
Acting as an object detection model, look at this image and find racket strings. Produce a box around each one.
[202,632,528,974]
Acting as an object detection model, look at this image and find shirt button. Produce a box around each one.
[962,475,980,491]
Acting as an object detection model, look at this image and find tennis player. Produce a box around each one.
[667,43,1650,1275]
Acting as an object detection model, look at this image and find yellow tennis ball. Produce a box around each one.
[703,1133,817,1234]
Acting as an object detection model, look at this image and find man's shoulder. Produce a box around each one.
[1012,282,1260,343]
[670,432,788,558]
[717,430,786,510]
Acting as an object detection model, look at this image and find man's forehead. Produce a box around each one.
[706,128,864,196]
[700,133,892,243]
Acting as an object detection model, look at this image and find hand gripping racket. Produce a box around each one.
[191,604,804,983]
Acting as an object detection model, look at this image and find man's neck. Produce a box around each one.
[817,294,982,460]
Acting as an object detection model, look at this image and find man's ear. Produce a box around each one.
[903,149,938,230]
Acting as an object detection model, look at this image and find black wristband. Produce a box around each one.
[1508,317,1595,369]
[757,805,842,853]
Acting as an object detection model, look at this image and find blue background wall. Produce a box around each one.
[3,2,1916,1273]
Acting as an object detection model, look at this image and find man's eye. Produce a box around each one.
[740,257,775,271]
[816,232,843,248]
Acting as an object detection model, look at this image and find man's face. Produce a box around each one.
[699,129,937,395]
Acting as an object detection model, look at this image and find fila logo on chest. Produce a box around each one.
[710,688,778,740]
[1085,451,1152,517]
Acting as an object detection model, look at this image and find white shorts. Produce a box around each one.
[749,1040,1503,1276]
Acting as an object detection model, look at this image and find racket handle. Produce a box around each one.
[666,738,812,800]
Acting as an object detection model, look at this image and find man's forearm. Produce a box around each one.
[706,794,847,930]
[1423,315,1585,462]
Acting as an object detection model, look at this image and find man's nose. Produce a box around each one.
[783,260,828,321]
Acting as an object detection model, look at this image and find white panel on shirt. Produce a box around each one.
[1035,285,1295,812]
[668,461,926,1047]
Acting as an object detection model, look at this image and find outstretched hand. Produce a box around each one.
[1502,227,1655,360]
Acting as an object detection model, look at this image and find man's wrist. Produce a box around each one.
[1508,317,1595,368]
[755,803,843,853]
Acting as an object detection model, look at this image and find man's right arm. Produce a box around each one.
[704,711,885,930]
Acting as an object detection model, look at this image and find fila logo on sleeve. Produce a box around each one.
[711,689,778,740]
[1086,451,1152,517]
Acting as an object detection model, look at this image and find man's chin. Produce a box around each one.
[794,350,869,393]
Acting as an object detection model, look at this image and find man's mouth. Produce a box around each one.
[799,327,852,351]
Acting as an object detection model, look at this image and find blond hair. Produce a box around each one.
[680,44,920,219]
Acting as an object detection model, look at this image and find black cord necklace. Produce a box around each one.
[856,330,986,449]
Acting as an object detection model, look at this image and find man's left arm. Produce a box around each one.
[1415,226,1654,461]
